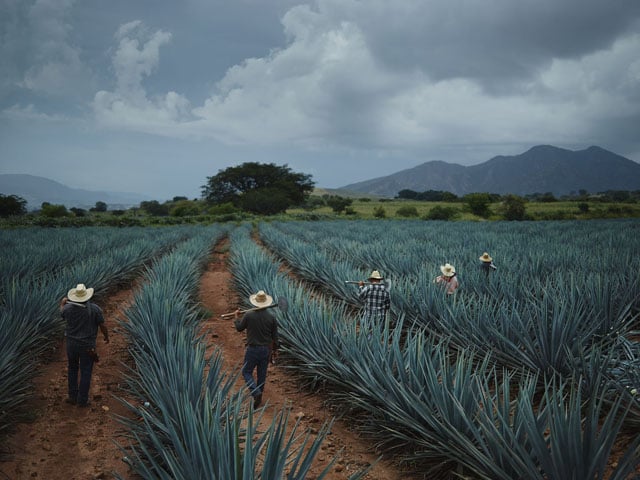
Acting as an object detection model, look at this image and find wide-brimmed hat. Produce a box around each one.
[440,263,456,277]
[249,290,274,308]
[68,283,94,302]
[479,252,492,262]
[368,270,383,280]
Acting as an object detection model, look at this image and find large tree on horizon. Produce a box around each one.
[0,194,27,217]
[201,162,314,215]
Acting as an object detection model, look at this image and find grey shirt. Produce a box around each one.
[234,309,279,347]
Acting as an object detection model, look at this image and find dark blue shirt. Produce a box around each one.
[62,302,104,347]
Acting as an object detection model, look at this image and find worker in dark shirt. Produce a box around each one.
[60,283,109,407]
[479,252,497,277]
[234,290,279,409]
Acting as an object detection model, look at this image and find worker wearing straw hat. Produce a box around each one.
[434,263,459,295]
[358,270,391,322]
[233,290,279,409]
[479,252,497,277]
[60,283,109,407]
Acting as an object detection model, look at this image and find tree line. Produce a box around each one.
[2,162,640,222]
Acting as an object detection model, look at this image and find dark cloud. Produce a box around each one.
[356,1,640,92]
[1,0,639,197]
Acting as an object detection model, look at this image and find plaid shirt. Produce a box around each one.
[358,283,390,318]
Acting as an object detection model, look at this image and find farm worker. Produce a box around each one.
[358,270,391,323]
[434,263,459,295]
[234,290,279,409]
[60,283,109,407]
[479,252,497,276]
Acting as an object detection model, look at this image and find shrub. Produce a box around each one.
[70,207,87,217]
[500,194,527,221]
[373,206,386,218]
[425,206,458,221]
[40,203,68,218]
[326,195,353,214]
[396,206,419,218]
[170,200,202,217]
[463,193,492,218]
[208,202,238,215]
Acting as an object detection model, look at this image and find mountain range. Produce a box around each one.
[0,174,151,210]
[340,145,640,197]
[3,145,640,209]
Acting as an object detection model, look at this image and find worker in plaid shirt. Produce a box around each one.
[358,270,391,322]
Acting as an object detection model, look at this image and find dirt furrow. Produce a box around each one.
[1,288,138,480]
[201,239,410,480]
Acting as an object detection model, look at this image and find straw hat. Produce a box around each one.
[440,263,456,277]
[249,290,274,308]
[479,252,492,262]
[67,283,94,303]
[368,270,383,280]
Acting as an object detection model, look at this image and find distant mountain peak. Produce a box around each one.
[340,145,640,197]
[0,174,152,209]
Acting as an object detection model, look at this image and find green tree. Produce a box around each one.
[500,194,527,221]
[201,162,314,215]
[91,201,108,212]
[40,203,68,217]
[238,188,291,215]
[325,195,353,214]
[170,200,202,217]
[440,192,459,202]
[463,193,492,218]
[0,194,27,217]
[301,196,326,211]
[207,202,238,215]
[140,200,169,216]
[397,189,418,199]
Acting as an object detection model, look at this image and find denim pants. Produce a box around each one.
[241,345,270,398]
[66,339,95,405]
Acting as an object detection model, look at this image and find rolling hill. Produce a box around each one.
[0,174,151,210]
[340,145,640,197]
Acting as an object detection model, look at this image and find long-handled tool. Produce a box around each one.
[220,297,288,319]
[345,279,392,290]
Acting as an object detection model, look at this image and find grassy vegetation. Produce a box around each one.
[2,197,640,228]
[287,198,640,221]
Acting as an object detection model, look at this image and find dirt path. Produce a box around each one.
[0,240,409,480]
[199,240,408,480]
[0,288,137,480]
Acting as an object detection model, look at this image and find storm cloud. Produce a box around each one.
[1,0,639,199]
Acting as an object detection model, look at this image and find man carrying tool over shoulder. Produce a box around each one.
[60,283,109,408]
[233,290,279,409]
[358,270,391,323]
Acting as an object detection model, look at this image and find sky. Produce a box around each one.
[1,0,640,201]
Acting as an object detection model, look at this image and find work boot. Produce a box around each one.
[253,394,262,409]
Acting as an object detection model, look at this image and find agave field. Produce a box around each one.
[2,218,640,479]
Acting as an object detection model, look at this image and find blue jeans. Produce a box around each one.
[66,339,95,405]
[241,345,270,398]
